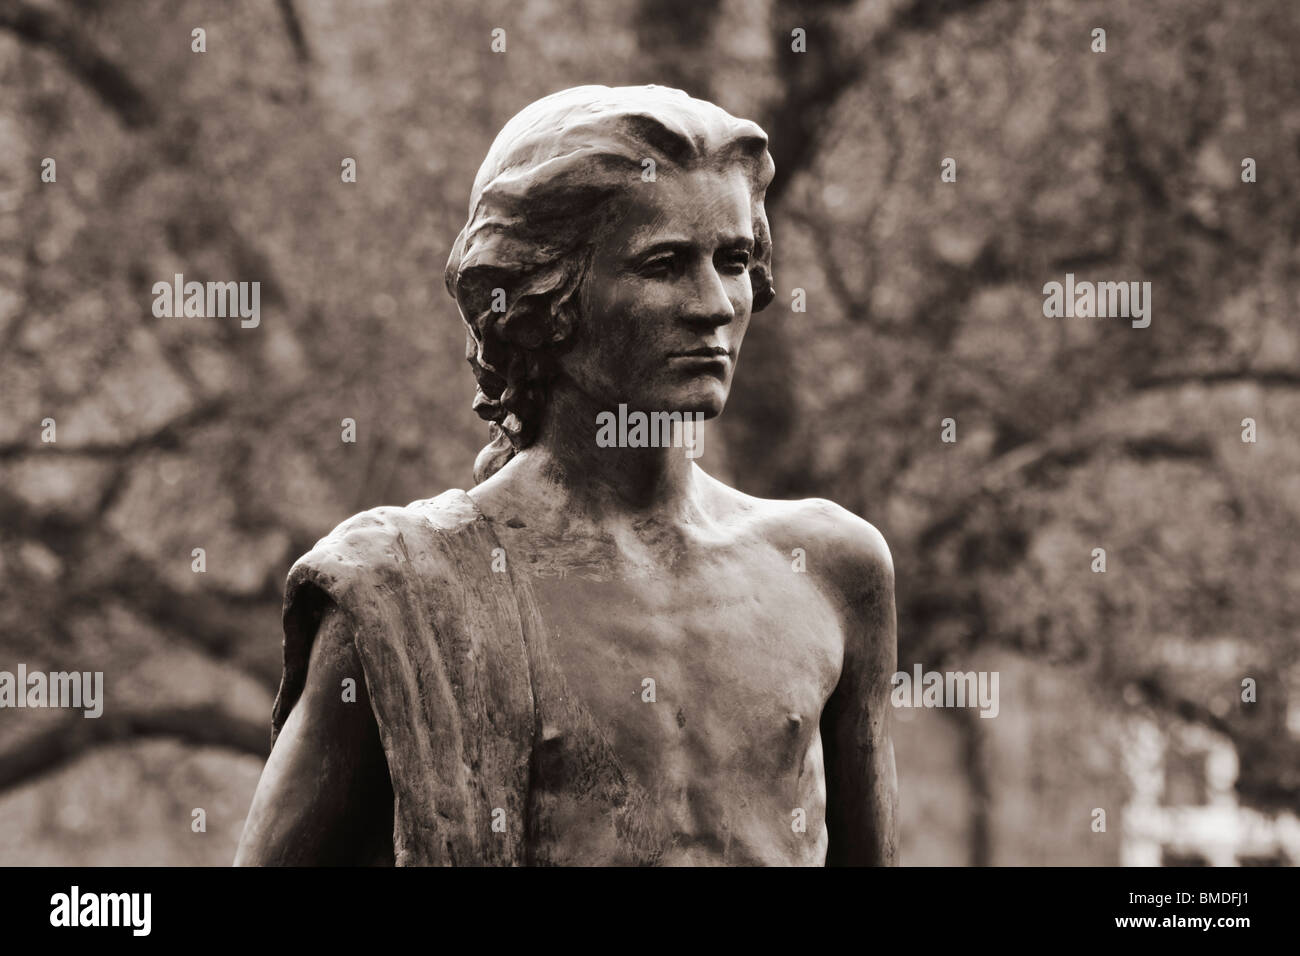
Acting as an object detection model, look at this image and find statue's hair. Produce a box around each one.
[444,84,776,484]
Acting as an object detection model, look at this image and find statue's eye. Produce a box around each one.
[718,250,750,275]
[639,254,676,277]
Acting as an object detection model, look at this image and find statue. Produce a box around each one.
[234,85,898,866]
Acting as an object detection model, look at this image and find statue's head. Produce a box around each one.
[446,84,776,483]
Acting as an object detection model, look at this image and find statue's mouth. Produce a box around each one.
[669,346,730,358]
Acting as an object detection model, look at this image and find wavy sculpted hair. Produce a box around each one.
[445,85,776,483]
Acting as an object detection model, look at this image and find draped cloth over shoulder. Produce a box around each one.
[272,490,537,866]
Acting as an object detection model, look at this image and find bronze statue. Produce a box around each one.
[235,85,898,866]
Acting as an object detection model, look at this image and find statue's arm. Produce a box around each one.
[819,517,899,866]
[234,605,394,865]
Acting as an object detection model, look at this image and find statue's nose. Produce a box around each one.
[682,264,735,328]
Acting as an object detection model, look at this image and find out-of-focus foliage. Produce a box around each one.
[0,0,1296,865]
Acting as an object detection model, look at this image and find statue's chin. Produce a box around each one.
[652,399,724,421]
[663,379,729,419]
[614,400,724,419]
[685,400,725,421]
[598,376,731,420]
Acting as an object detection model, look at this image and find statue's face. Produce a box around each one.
[566,166,756,420]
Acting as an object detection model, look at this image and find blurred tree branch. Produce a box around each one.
[1135,368,1300,391]
[0,398,232,461]
[765,0,996,207]
[951,706,992,866]
[0,0,156,128]
[0,704,269,793]
[916,432,1215,552]
[633,0,721,97]
[275,0,311,64]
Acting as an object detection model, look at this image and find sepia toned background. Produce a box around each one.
[1,0,1298,865]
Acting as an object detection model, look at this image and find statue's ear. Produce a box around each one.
[747,199,775,313]
[497,292,556,349]
[751,270,776,313]
[454,265,514,318]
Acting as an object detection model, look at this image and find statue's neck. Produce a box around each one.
[508,387,706,522]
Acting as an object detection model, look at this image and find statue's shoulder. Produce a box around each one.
[284,489,486,603]
[703,471,892,591]
[775,496,890,569]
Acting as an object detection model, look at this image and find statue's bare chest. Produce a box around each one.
[494,528,845,863]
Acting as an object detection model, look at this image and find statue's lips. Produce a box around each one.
[667,350,730,375]
[668,347,730,362]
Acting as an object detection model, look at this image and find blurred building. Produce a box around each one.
[1122,716,1300,866]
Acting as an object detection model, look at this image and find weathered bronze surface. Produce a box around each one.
[235,85,897,866]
